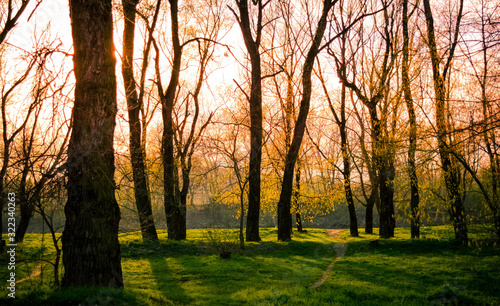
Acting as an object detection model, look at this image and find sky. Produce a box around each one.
[8,0,72,52]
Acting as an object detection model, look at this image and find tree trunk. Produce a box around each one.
[365,196,374,234]
[367,107,394,238]
[161,0,185,240]
[63,0,122,288]
[359,118,379,235]
[122,0,158,242]
[294,162,303,232]
[339,83,358,237]
[239,182,245,250]
[402,0,420,239]
[379,149,395,238]
[234,0,263,242]
[277,0,334,241]
[176,168,190,240]
[342,140,358,237]
[14,202,33,243]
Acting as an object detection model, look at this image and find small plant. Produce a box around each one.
[203,229,238,259]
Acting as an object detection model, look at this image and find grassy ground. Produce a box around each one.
[1,226,499,305]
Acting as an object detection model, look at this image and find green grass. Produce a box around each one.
[1,226,499,305]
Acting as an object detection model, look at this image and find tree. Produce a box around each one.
[333,1,397,238]
[171,0,223,242]
[62,0,123,288]
[352,99,380,234]
[277,0,337,241]
[0,0,42,250]
[11,32,73,243]
[422,0,468,244]
[154,0,186,240]
[402,0,420,238]
[458,0,500,241]
[121,0,159,242]
[229,0,270,242]
[315,0,360,237]
[1,47,55,243]
[0,0,35,45]
[206,105,250,250]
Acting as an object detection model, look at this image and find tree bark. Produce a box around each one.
[402,0,420,239]
[63,0,123,288]
[121,0,158,242]
[277,0,335,241]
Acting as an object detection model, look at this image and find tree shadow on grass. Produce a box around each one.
[146,257,195,305]
[324,238,500,305]
[122,236,339,305]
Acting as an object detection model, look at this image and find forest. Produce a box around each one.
[1,0,500,304]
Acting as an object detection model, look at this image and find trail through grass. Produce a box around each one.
[309,229,346,289]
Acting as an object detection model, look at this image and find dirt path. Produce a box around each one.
[16,263,42,283]
[309,229,347,289]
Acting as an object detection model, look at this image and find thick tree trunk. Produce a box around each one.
[402,0,420,239]
[122,0,158,242]
[277,0,333,241]
[63,0,123,288]
[14,203,33,243]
